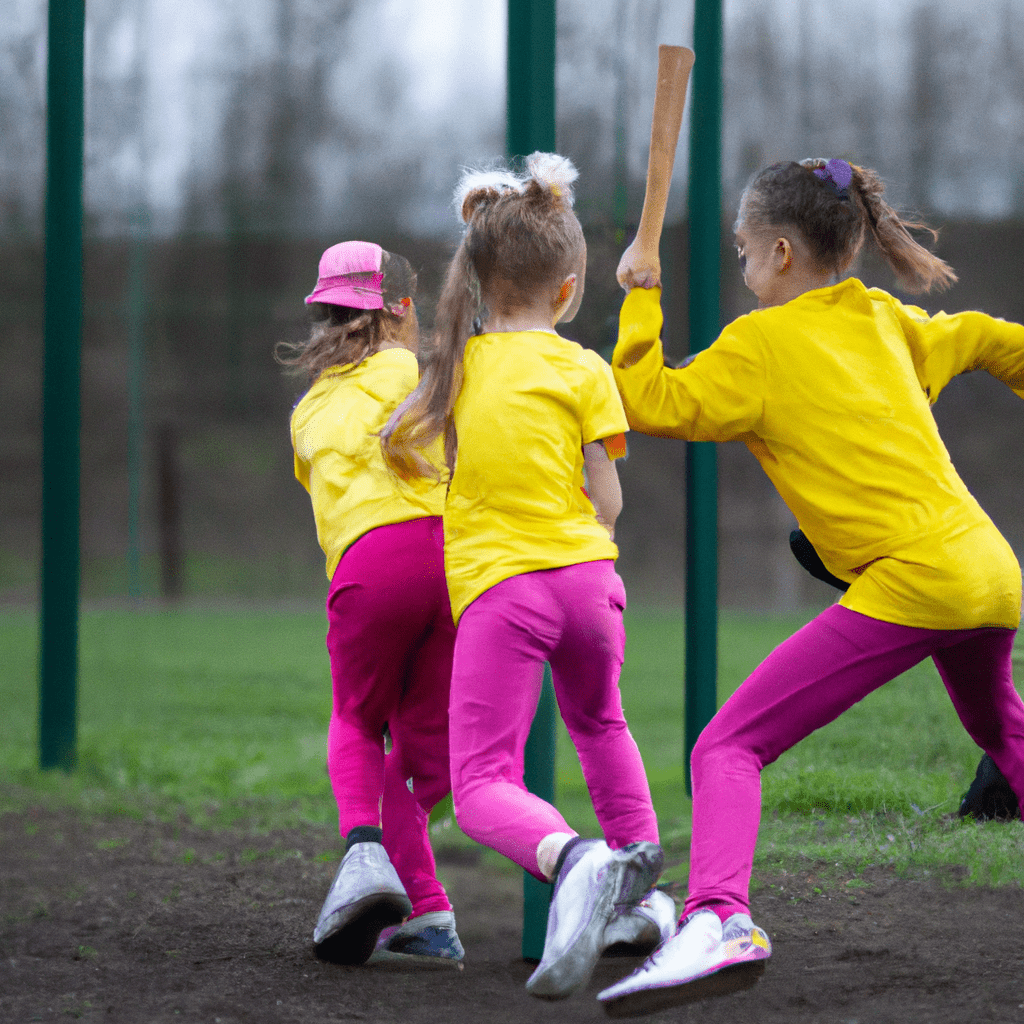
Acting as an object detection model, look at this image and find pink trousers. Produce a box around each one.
[685,603,1024,921]
[325,517,455,916]
[449,560,659,880]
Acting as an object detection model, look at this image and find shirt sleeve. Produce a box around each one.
[578,347,629,446]
[290,401,314,492]
[600,433,628,460]
[894,298,1024,404]
[291,378,376,489]
[612,286,766,442]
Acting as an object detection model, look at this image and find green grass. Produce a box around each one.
[1,605,1021,887]
[0,606,335,828]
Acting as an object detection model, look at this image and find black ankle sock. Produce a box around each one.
[345,825,383,851]
[551,835,587,881]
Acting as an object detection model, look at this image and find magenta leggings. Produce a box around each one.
[685,603,1024,920]
[449,560,659,881]
[325,517,455,915]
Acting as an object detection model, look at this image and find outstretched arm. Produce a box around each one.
[898,303,1024,404]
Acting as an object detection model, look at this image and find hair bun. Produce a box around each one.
[454,155,580,223]
[525,152,579,207]
[454,170,523,223]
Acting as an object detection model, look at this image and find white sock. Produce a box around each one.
[536,831,577,881]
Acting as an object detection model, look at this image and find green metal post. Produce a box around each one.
[40,0,86,771]
[127,206,149,600]
[684,0,723,795]
[507,0,556,161]
[507,0,557,963]
[521,672,556,960]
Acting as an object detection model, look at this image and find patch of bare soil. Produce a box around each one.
[2,808,1024,1023]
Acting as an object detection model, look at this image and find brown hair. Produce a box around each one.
[275,251,417,383]
[740,160,957,294]
[380,153,585,479]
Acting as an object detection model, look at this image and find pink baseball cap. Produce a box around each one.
[305,241,386,308]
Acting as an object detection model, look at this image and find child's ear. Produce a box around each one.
[556,272,583,324]
[774,237,793,274]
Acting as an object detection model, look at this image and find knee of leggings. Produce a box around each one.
[450,791,476,842]
[691,726,762,779]
[691,723,726,767]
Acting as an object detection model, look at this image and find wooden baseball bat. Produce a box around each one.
[616,45,695,289]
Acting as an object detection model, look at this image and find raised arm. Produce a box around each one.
[612,287,765,442]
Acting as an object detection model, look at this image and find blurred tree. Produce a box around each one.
[0,11,45,236]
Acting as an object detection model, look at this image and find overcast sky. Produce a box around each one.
[2,0,1023,237]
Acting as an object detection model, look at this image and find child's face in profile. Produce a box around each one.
[734,208,789,309]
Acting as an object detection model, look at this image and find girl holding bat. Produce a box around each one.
[381,153,672,1000]
[281,242,463,966]
[600,158,1024,1013]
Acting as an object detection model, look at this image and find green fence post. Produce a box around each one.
[684,0,723,795]
[521,669,557,960]
[39,0,86,771]
[507,0,557,962]
[127,206,150,601]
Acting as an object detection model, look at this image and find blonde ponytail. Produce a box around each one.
[380,242,476,479]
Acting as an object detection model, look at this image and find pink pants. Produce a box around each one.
[325,517,455,916]
[685,603,1024,920]
[449,560,659,881]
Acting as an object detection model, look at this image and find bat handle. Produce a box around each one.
[616,45,694,291]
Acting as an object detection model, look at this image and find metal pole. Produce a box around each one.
[127,207,149,600]
[684,0,722,795]
[521,676,556,961]
[507,0,557,963]
[40,0,86,771]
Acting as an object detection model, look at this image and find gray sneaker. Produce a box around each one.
[602,887,676,957]
[312,843,412,965]
[525,839,663,1000]
[372,910,466,966]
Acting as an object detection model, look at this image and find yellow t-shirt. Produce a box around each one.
[613,282,1024,630]
[291,348,446,578]
[444,329,627,623]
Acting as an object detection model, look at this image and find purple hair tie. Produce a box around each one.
[812,158,853,199]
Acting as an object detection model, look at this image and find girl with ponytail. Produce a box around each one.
[600,159,1024,1013]
[382,153,669,1001]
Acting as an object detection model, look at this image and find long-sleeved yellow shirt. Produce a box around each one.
[291,348,446,578]
[613,281,1023,630]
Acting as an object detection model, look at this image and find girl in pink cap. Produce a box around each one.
[599,157,1024,1013]
[280,241,462,966]
[382,153,671,1001]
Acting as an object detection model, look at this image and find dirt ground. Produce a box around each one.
[3,808,1024,1024]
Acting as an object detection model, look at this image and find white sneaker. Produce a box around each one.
[597,909,771,1015]
[525,839,663,1000]
[312,842,412,965]
[602,888,676,956]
